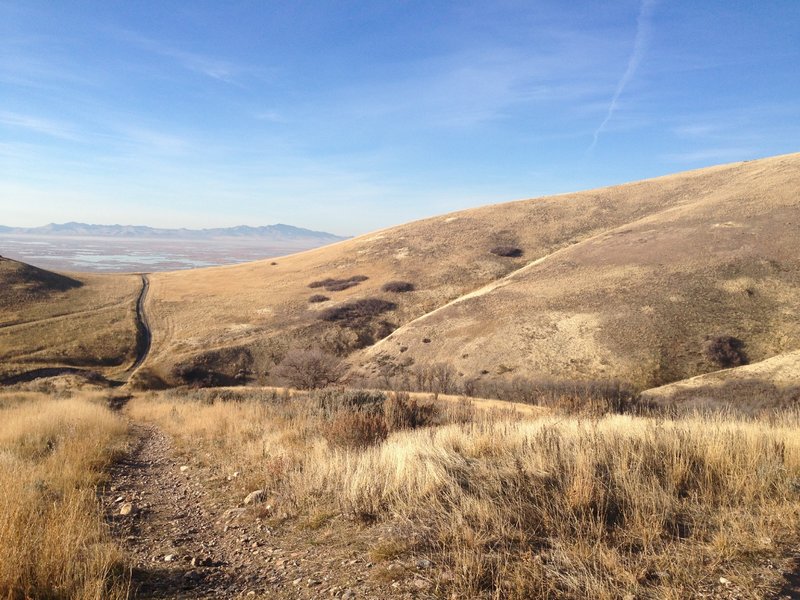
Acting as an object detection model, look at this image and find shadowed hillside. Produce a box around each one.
[139,153,800,390]
[0,256,82,309]
[642,350,800,411]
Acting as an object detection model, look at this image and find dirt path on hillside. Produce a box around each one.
[103,422,432,599]
[126,274,152,375]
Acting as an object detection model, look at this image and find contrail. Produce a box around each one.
[589,0,657,151]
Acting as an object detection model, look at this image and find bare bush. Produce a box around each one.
[274,348,345,389]
[412,363,456,394]
[381,280,415,293]
[308,294,330,303]
[705,335,748,368]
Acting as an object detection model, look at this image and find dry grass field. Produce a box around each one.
[131,153,800,392]
[0,257,141,380]
[126,388,800,599]
[0,393,129,599]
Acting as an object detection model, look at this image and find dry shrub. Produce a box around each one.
[490,245,524,258]
[384,392,438,430]
[308,294,330,303]
[0,395,129,600]
[274,348,345,389]
[309,275,368,292]
[381,280,415,293]
[323,412,388,449]
[314,388,386,417]
[318,298,397,323]
[705,334,748,368]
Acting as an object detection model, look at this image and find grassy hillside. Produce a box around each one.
[0,257,141,380]
[142,153,800,390]
[642,350,800,411]
[354,154,800,390]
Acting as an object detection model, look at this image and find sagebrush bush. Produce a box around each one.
[323,412,388,449]
[381,280,415,293]
[384,392,438,430]
[318,298,397,323]
[308,275,368,292]
[308,294,330,303]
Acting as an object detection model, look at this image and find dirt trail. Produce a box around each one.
[127,274,152,375]
[104,423,268,598]
[103,421,435,599]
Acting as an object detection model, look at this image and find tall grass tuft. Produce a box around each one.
[0,395,129,600]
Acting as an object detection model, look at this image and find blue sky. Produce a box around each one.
[1,1,798,236]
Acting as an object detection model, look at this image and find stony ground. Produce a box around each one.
[102,423,438,599]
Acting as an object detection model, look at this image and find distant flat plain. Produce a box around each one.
[0,234,321,272]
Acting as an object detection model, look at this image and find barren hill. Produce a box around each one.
[138,152,800,390]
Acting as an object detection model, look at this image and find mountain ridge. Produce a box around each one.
[0,222,347,242]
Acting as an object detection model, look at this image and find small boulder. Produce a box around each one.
[180,465,189,473]
[119,502,134,516]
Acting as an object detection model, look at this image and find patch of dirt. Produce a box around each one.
[104,423,436,599]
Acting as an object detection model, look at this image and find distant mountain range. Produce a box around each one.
[0,222,348,243]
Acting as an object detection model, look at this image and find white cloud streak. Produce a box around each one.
[589,0,657,151]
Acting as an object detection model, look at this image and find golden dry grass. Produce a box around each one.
[0,257,141,379]
[361,153,800,390]
[134,153,800,392]
[643,349,800,408]
[128,388,800,599]
[0,393,130,599]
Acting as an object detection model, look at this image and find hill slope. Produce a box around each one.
[356,153,800,389]
[141,153,800,389]
[0,257,141,380]
[642,350,800,410]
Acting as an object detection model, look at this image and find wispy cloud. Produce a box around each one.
[113,29,252,84]
[589,0,657,151]
[0,111,81,140]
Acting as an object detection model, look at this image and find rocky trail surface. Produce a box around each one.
[103,422,436,599]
